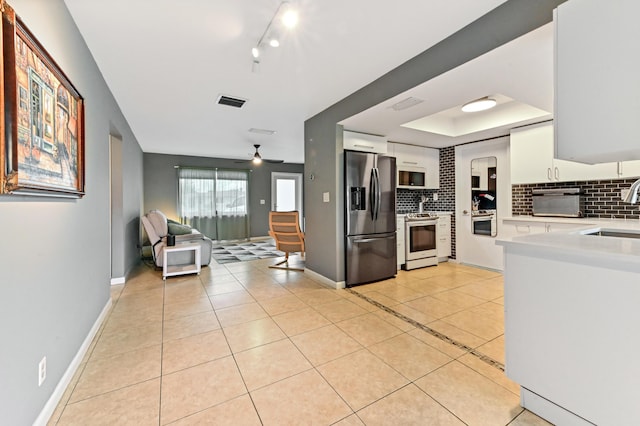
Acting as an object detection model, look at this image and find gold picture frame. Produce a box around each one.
[1,2,85,197]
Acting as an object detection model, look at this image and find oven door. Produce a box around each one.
[405,220,437,260]
[472,214,496,236]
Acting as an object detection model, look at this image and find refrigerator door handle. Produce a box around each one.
[373,167,381,221]
[352,237,381,244]
[369,168,376,220]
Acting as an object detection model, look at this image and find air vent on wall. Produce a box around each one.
[217,94,247,108]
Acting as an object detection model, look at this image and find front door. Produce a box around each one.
[271,172,303,227]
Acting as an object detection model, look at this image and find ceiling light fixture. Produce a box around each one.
[281,9,298,29]
[461,96,497,113]
[252,144,263,164]
[251,1,298,71]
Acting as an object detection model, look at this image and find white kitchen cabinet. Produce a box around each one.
[343,130,387,154]
[554,0,640,164]
[388,142,439,188]
[500,220,546,238]
[436,214,451,261]
[499,236,640,425]
[396,216,405,268]
[617,161,640,179]
[502,218,593,239]
[510,122,617,184]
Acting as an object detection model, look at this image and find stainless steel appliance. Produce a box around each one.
[532,188,584,217]
[404,213,438,270]
[397,166,427,189]
[471,210,497,236]
[345,150,397,286]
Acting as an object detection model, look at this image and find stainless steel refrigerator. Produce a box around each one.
[345,150,397,286]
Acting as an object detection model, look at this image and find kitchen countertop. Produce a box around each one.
[497,216,640,268]
[397,211,453,216]
[502,215,598,224]
[499,216,640,425]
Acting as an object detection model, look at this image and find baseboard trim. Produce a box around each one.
[110,277,125,285]
[305,268,345,289]
[34,298,112,426]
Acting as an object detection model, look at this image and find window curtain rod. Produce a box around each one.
[173,165,252,173]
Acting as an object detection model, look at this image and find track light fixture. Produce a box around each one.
[251,1,298,71]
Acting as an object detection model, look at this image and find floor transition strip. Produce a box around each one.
[346,288,505,371]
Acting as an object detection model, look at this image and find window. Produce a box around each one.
[178,167,249,240]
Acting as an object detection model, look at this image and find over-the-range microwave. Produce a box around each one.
[397,166,427,189]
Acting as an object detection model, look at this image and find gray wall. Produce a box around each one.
[144,153,304,238]
[0,1,144,424]
[304,0,566,283]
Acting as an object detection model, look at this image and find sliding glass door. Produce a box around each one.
[178,167,249,240]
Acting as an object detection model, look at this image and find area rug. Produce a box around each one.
[211,239,285,264]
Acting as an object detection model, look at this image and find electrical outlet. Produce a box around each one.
[38,356,46,387]
[621,189,630,200]
[433,193,438,201]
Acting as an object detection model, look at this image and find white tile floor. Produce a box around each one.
[48,257,551,425]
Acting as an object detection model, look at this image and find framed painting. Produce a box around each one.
[1,2,85,197]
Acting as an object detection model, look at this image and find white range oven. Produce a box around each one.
[404,213,438,270]
[471,210,497,236]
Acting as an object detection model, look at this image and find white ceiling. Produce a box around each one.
[61,0,553,164]
[341,22,554,147]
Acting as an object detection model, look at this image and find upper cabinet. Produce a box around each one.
[388,142,439,189]
[343,130,387,154]
[510,122,618,184]
[617,161,640,179]
[554,0,640,163]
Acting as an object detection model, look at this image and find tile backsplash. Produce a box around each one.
[397,146,456,258]
[396,146,455,214]
[512,178,640,219]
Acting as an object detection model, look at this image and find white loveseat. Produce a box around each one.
[141,210,213,267]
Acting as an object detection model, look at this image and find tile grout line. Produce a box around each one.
[210,265,267,426]
[345,289,505,372]
[158,277,166,425]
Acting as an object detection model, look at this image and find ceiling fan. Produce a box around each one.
[235,144,284,164]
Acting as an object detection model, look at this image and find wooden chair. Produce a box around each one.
[268,211,305,271]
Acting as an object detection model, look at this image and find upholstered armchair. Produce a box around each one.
[141,210,213,267]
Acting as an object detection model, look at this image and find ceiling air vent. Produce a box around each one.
[389,97,424,111]
[217,94,247,108]
[248,128,276,135]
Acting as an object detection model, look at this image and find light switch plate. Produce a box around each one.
[260,199,265,205]
[323,192,330,203]
[621,189,630,200]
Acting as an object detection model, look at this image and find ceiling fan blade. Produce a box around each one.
[264,159,284,163]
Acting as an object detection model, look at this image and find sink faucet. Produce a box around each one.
[622,178,640,203]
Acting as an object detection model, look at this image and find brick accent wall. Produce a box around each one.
[397,146,457,258]
[512,178,640,219]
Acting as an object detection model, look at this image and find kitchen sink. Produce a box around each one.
[581,228,640,239]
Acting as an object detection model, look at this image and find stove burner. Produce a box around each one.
[405,212,437,222]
